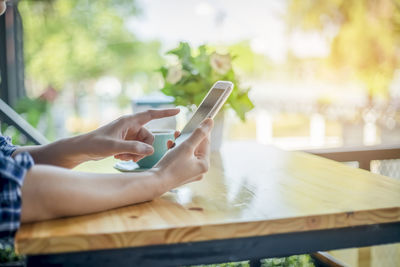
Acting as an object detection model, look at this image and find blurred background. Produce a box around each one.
[2,0,400,150]
[0,1,399,266]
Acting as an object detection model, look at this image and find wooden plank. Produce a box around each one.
[305,144,400,162]
[15,142,400,255]
[358,247,371,267]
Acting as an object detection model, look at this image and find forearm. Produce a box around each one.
[13,134,91,168]
[21,165,165,222]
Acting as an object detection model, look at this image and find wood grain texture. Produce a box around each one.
[15,141,400,255]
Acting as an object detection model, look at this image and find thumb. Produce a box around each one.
[112,140,154,155]
[185,118,214,148]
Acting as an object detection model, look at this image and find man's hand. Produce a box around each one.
[81,108,180,163]
[13,108,180,168]
[20,118,213,223]
[154,118,213,190]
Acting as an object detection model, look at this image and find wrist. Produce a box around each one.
[120,170,169,204]
[51,134,91,168]
[149,168,171,196]
[70,133,93,162]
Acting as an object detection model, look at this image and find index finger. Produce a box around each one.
[135,108,180,125]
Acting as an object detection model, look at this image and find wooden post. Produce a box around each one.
[358,247,371,267]
[0,0,25,107]
[358,160,371,171]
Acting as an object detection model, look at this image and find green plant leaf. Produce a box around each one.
[228,89,254,121]
[158,66,168,78]
[160,43,254,121]
[167,42,193,70]
[194,45,211,78]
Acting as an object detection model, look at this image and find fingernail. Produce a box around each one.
[202,119,211,128]
[144,145,154,154]
[171,142,176,148]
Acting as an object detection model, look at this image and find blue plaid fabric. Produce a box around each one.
[0,136,34,238]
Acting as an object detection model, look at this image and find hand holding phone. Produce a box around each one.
[175,81,233,146]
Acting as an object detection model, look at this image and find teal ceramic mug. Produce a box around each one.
[137,130,175,168]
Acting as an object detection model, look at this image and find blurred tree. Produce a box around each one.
[227,41,273,78]
[19,0,163,92]
[288,0,400,100]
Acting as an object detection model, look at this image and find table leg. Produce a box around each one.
[249,259,261,267]
[358,247,371,267]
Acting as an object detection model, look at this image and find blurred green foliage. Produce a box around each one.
[14,97,49,128]
[227,41,273,78]
[288,0,400,99]
[160,42,254,121]
[0,239,25,263]
[1,96,50,145]
[261,255,315,267]
[189,255,315,267]
[19,0,163,91]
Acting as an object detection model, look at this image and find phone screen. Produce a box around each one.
[181,88,225,134]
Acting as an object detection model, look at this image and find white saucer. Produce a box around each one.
[113,160,149,172]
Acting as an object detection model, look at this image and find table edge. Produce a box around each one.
[15,206,400,255]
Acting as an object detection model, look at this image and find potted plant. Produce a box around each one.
[159,42,254,150]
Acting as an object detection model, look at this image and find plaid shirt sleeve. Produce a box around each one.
[0,135,34,238]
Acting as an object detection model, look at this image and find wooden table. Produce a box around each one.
[15,142,400,266]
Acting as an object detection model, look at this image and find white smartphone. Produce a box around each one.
[175,81,233,146]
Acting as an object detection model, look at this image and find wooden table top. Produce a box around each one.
[15,142,400,255]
